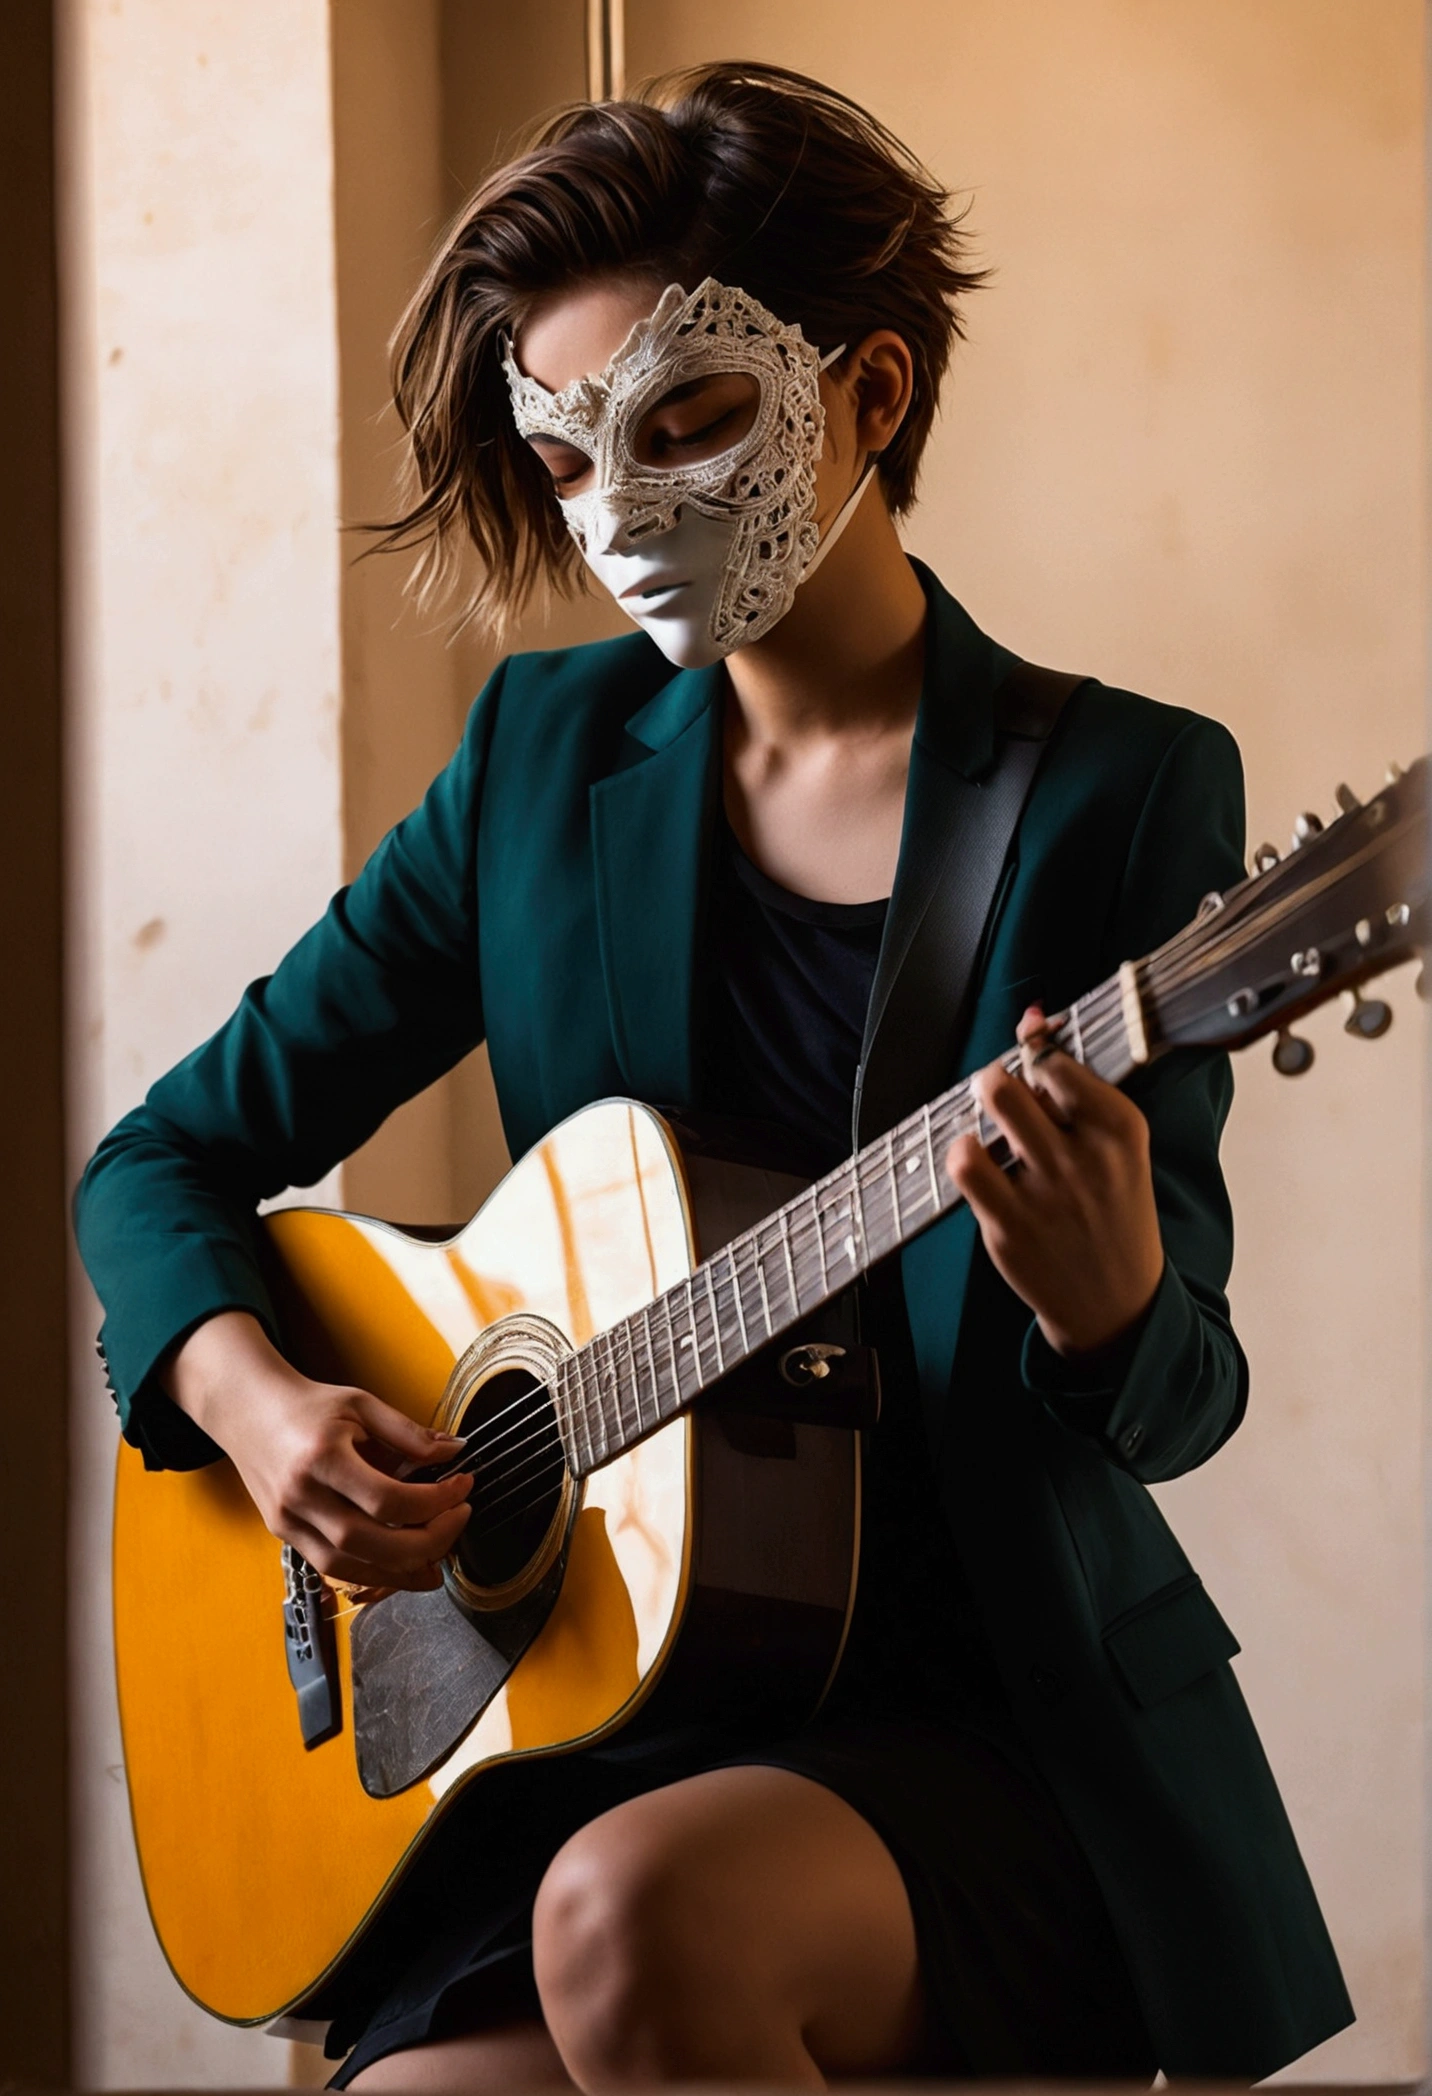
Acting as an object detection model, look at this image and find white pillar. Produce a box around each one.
[61,1,344,2081]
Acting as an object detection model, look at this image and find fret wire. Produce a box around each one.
[587,1333,608,1467]
[726,1234,755,1354]
[921,1105,941,1212]
[719,1240,750,1355]
[822,1171,849,1278]
[610,1325,631,1457]
[881,1128,900,1245]
[776,1206,799,1319]
[1066,997,1084,1062]
[809,1188,829,1297]
[554,1357,577,1466]
[656,1290,684,1419]
[658,1285,686,1410]
[896,1117,931,1214]
[573,1347,597,1472]
[679,1274,704,1391]
[701,1259,727,1378]
[750,1230,774,1336]
[891,1122,919,1231]
[636,1305,658,1435]
[878,1128,902,1246]
[614,1318,641,1446]
[684,1272,717,1388]
[850,1157,869,1267]
[858,1141,892,1261]
[749,1227,774,1340]
[593,1327,617,1462]
[592,1332,612,1454]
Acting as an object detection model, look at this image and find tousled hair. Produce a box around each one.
[377,61,986,634]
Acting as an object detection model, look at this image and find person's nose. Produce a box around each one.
[586,493,674,558]
[587,496,634,558]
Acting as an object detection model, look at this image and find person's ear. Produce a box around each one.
[842,330,914,457]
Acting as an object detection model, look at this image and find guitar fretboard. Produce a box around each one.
[553,970,1140,1474]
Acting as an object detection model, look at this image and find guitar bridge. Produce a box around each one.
[282,1544,341,1749]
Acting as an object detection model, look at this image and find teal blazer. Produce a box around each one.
[76,565,1352,2076]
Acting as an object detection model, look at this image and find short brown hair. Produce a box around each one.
[380,62,985,634]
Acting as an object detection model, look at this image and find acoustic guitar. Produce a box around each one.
[113,759,1428,2030]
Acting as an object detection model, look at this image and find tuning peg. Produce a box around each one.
[1343,987,1392,1039]
[1252,842,1280,874]
[1334,782,1360,814]
[1272,1029,1315,1076]
[1291,812,1324,848]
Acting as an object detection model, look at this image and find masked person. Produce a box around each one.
[76,61,1351,2092]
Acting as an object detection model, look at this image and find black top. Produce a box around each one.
[700,817,1009,1727]
[702,817,887,1178]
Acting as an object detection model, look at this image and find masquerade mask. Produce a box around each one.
[503,277,871,667]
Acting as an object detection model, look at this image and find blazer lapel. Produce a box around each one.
[590,664,724,1107]
[854,567,1017,1146]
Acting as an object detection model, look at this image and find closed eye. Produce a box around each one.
[633,371,759,470]
[643,408,743,464]
[528,436,593,491]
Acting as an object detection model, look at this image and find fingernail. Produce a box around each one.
[429,1429,464,1443]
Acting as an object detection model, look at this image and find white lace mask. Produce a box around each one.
[503,278,863,666]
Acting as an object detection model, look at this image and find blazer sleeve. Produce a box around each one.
[1021,712,1251,1482]
[73,663,504,1471]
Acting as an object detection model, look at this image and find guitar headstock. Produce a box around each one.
[1141,758,1429,1070]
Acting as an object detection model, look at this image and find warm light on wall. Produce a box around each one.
[586,0,625,100]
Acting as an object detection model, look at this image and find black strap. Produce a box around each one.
[852,660,1088,1146]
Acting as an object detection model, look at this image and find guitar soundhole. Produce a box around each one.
[450,1367,570,1594]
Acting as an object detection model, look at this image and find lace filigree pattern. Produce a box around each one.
[503,278,829,652]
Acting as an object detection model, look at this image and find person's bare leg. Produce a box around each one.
[533,1764,924,2088]
[345,2015,572,2092]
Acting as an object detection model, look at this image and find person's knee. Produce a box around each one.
[532,1819,718,2082]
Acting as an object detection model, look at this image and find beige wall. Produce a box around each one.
[334,0,627,1234]
[62,0,344,2083]
[64,0,1426,2083]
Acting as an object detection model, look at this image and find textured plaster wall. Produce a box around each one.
[61,0,344,2084]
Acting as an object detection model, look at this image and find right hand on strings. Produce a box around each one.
[161,1309,473,1591]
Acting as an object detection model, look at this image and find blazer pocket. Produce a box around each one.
[1102,1573,1240,1710]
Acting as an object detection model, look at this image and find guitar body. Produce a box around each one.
[113,1098,861,2025]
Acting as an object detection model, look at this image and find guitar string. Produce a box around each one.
[1142,808,1419,1007]
[319,811,1412,1573]
[439,931,1307,1497]
[443,1101,1061,1534]
[423,1062,1050,1485]
[460,1113,1043,1537]
[403,806,1409,1512]
[426,998,1134,1485]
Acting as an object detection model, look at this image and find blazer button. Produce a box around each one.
[1120,1423,1145,1456]
[1029,1665,1066,1705]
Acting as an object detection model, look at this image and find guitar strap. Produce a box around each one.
[852,659,1090,1148]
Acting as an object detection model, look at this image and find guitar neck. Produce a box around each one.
[554,968,1143,1474]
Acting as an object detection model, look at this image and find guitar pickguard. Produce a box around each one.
[350,1556,566,1797]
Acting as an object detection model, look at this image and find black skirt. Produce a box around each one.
[324,1706,1155,2083]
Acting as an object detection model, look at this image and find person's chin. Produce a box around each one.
[627,611,728,671]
